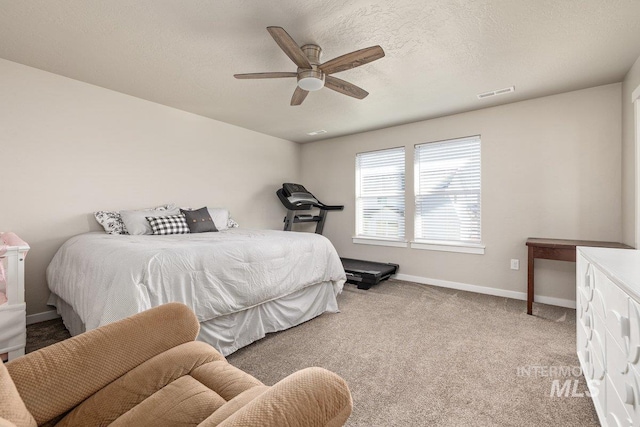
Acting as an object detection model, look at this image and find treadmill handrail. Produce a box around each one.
[314,203,344,211]
[277,188,344,211]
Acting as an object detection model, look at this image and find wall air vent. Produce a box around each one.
[477,86,515,100]
[307,129,327,136]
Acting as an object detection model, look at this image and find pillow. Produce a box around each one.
[94,211,128,235]
[94,204,174,235]
[146,214,190,235]
[208,208,230,230]
[120,205,179,235]
[181,207,218,233]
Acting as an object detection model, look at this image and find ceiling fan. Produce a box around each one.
[234,26,385,106]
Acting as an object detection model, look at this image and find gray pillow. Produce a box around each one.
[120,206,180,235]
[181,207,218,233]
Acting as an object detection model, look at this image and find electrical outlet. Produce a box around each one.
[510,259,520,270]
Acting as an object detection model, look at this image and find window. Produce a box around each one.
[355,147,406,243]
[414,136,482,250]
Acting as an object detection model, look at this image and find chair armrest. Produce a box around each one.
[0,418,18,427]
[7,303,201,426]
[211,367,352,427]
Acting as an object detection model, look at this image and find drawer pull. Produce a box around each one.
[584,265,595,300]
[612,310,631,338]
[628,301,640,364]
[585,265,592,289]
[583,350,595,379]
[625,382,636,406]
[629,345,640,365]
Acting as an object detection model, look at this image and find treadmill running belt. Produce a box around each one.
[340,258,399,290]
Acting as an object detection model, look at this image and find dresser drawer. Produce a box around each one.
[604,272,632,352]
[575,259,607,320]
[591,326,607,382]
[579,289,607,340]
[578,312,589,355]
[607,336,640,425]
[606,374,634,427]
[578,260,595,299]
[578,296,594,341]
[583,332,606,386]
[578,287,589,320]
[592,286,607,320]
[627,299,640,366]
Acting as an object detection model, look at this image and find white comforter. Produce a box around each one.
[47,229,346,331]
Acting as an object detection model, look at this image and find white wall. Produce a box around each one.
[0,59,300,316]
[300,84,622,304]
[622,55,640,246]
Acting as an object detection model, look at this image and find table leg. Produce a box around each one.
[527,246,534,315]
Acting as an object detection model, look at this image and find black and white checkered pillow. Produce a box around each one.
[146,214,190,235]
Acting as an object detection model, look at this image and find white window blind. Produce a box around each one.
[356,147,405,240]
[414,136,481,244]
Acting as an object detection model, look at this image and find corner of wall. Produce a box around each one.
[621,54,640,247]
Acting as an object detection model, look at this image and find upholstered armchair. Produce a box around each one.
[0,303,352,426]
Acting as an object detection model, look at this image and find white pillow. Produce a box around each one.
[120,205,180,235]
[208,208,230,231]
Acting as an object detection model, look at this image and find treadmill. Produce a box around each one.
[276,183,399,289]
[276,183,344,234]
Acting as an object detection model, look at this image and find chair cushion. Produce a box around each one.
[0,363,36,427]
[109,375,226,427]
[53,341,264,427]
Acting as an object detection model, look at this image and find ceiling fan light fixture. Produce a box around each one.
[297,69,325,91]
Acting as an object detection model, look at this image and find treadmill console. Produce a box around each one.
[282,183,308,197]
[281,183,319,207]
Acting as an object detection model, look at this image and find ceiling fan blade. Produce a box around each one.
[325,76,369,99]
[267,26,312,69]
[291,86,309,106]
[234,72,297,79]
[319,45,385,75]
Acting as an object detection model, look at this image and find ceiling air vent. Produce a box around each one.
[477,86,515,100]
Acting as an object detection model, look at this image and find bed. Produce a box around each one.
[46,228,346,355]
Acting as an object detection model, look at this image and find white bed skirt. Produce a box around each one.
[48,280,339,356]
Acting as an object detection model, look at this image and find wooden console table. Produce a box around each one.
[525,238,632,315]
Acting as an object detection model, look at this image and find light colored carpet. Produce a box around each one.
[226,280,599,426]
[27,279,599,426]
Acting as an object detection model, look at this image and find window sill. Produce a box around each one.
[352,237,408,248]
[410,241,485,254]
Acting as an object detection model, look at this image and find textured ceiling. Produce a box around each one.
[1,0,640,143]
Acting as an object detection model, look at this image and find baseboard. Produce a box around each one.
[394,273,576,309]
[26,310,60,325]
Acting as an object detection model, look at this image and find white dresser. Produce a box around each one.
[577,246,640,426]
